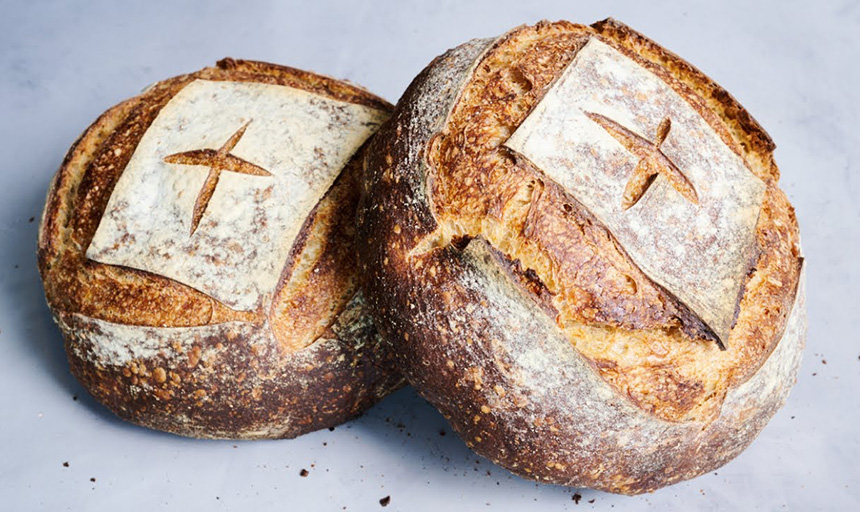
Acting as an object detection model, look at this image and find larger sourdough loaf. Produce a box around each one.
[357,19,805,493]
[38,59,402,439]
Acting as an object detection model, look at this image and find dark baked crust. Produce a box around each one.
[357,20,805,493]
[38,59,402,439]
[57,293,397,439]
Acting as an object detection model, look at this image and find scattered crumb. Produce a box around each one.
[379,496,391,507]
[323,442,328,446]
[572,492,582,504]
[439,430,446,436]
[72,395,78,401]
[63,462,69,468]
[329,427,336,432]
[29,217,35,223]
[822,359,827,365]
[589,499,595,503]
[90,477,96,483]
[812,372,817,376]
[300,469,309,477]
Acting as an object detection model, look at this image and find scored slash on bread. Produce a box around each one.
[583,112,700,211]
[162,120,273,236]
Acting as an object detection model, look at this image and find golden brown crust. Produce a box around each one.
[38,60,402,438]
[38,60,391,330]
[424,23,715,340]
[422,21,801,422]
[357,20,805,493]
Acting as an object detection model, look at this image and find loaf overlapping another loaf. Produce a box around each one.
[357,19,806,493]
[38,59,402,439]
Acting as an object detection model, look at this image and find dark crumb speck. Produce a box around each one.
[300,469,309,477]
[323,442,327,446]
[90,477,96,482]
[791,416,795,419]
[572,492,582,504]
[329,427,335,432]
[822,359,827,365]
[589,499,595,503]
[379,496,390,507]
[72,395,78,401]
[216,497,220,500]
[63,462,69,467]
[439,430,446,436]
[29,217,35,223]
[812,372,817,376]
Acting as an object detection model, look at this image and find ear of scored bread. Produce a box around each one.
[357,19,805,493]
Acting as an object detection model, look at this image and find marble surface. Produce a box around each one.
[1,1,858,510]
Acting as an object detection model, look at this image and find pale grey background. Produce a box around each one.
[1,0,858,510]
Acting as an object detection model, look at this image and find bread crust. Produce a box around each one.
[358,20,805,493]
[38,59,402,439]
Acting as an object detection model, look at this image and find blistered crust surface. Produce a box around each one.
[358,19,805,492]
[422,21,802,422]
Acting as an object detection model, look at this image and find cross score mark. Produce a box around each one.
[585,112,699,210]
[163,120,272,235]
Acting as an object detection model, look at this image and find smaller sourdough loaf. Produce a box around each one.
[358,19,806,493]
[38,59,402,439]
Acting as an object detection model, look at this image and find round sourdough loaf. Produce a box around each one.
[357,19,806,493]
[38,58,402,439]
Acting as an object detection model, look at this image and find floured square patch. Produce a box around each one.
[505,38,765,344]
[87,79,387,311]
